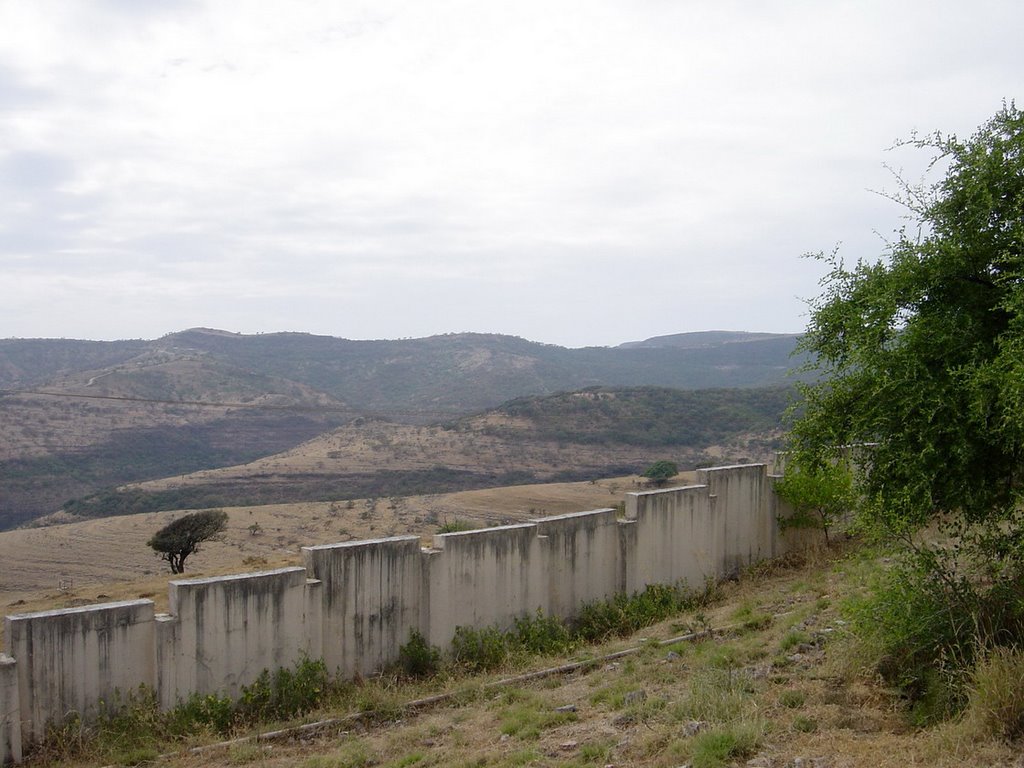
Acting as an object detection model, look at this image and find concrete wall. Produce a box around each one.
[696,464,775,575]
[1,462,810,764]
[156,567,320,708]
[424,523,546,647]
[4,600,155,744]
[0,656,20,766]
[303,537,422,677]
[625,485,717,593]
[533,509,621,619]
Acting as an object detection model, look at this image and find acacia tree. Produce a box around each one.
[790,103,1024,538]
[148,509,228,574]
[642,460,679,487]
[787,104,1024,699]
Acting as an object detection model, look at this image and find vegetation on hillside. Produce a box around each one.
[483,386,793,448]
[786,104,1024,722]
[0,412,343,529]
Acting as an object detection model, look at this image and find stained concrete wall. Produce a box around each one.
[0,655,20,766]
[625,484,717,593]
[4,600,155,744]
[303,537,423,677]
[1,462,812,765]
[533,509,621,619]
[697,464,775,574]
[156,567,320,708]
[424,523,546,647]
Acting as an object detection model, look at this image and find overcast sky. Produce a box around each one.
[0,1,1020,347]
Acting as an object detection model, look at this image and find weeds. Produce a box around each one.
[397,629,442,678]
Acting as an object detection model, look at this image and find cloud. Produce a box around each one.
[0,0,1021,345]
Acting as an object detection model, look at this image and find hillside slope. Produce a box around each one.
[50,386,788,524]
[0,329,803,528]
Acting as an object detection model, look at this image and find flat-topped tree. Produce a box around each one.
[642,460,679,487]
[148,509,228,574]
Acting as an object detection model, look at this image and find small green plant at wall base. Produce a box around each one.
[450,625,509,672]
[398,629,442,678]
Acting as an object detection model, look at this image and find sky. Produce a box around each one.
[0,1,1021,348]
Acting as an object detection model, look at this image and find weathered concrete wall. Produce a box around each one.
[4,600,155,744]
[156,567,319,708]
[533,509,621,618]
[697,464,774,574]
[625,484,717,593]
[303,537,422,677]
[0,655,20,766]
[425,523,546,647]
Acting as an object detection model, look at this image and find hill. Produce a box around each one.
[46,385,789,524]
[0,329,803,528]
[2,328,805,416]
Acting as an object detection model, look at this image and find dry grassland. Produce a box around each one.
[0,474,673,627]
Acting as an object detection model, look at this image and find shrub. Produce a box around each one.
[168,691,235,736]
[511,610,573,656]
[236,656,329,724]
[845,550,1024,721]
[398,630,442,678]
[450,625,509,672]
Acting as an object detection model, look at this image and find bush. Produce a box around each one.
[450,625,509,672]
[397,630,442,678]
[511,610,573,656]
[168,691,235,736]
[236,656,328,724]
[845,549,1024,721]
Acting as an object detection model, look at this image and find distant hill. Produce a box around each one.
[0,328,807,528]
[2,328,806,416]
[618,330,801,350]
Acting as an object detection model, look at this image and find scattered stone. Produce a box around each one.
[555,704,578,713]
[499,734,510,742]
[666,650,681,661]
[559,740,578,751]
[682,720,707,737]
[623,689,647,705]
[787,653,804,663]
[746,758,773,767]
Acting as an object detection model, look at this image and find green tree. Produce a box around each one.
[788,103,1024,710]
[774,458,854,546]
[642,460,679,487]
[147,509,228,574]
